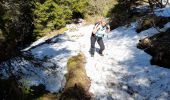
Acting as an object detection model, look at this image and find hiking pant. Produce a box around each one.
[90,34,105,55]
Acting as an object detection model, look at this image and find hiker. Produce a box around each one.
[90,18,110,57]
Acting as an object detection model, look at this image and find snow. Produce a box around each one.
[22,37,47,51]
[13,21,170,99]
[82,24,170,99]
[155,7,170,17]
[1,7,170,100]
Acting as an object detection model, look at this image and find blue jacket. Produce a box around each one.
[96,25,107,37]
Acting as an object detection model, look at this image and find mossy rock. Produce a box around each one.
[60,53,91,100]
[67,53,86,72]
[36,93,60,100]
[137,37,152,49]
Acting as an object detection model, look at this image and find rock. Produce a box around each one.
[136,15,170,33]
[137,29,170,68]
[137,37,152,49]
[60,53,91,100]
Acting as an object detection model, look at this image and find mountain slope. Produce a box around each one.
[1,9,170,100]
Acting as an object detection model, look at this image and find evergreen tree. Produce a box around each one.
[33,0,88,36]
[33,0,72,36]
[56,0,88,18]
[0,0,34,62]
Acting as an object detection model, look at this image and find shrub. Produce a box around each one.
[33,0,72,37]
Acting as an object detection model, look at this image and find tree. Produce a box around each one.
[56,0,88,18]
[108,0,145,26]
[0,0,34,62]
[33,0,88,36]
[33,0,72,35]
[0,0,89,61]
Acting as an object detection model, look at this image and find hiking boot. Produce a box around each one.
[99,53,104,56]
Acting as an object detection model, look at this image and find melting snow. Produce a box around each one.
[155,7,170,17]
[20,22,170,99]
[1,7,170,100]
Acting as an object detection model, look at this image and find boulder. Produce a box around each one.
[137,37,152,49]
[60,53,91,100]
[136,15,170,33]
[137,29,170,68]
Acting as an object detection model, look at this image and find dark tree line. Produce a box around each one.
[0,0,35,62]
[0,0,89,62]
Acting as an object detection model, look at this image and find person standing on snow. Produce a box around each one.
[90,18,110,57]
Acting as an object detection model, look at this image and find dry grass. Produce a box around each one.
[85,0,117,24]
[36,27,68,40]
[85,15,102,24]
[45,27,68,39]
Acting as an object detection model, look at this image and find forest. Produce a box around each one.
[0,0,170,100]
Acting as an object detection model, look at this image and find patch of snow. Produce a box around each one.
[22,37,47,51]
[155,7,170,17]
[82,23,170,99]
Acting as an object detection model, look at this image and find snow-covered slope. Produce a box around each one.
[84,24,170,100]
[1,9,170,100]
[19,22,170,99]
